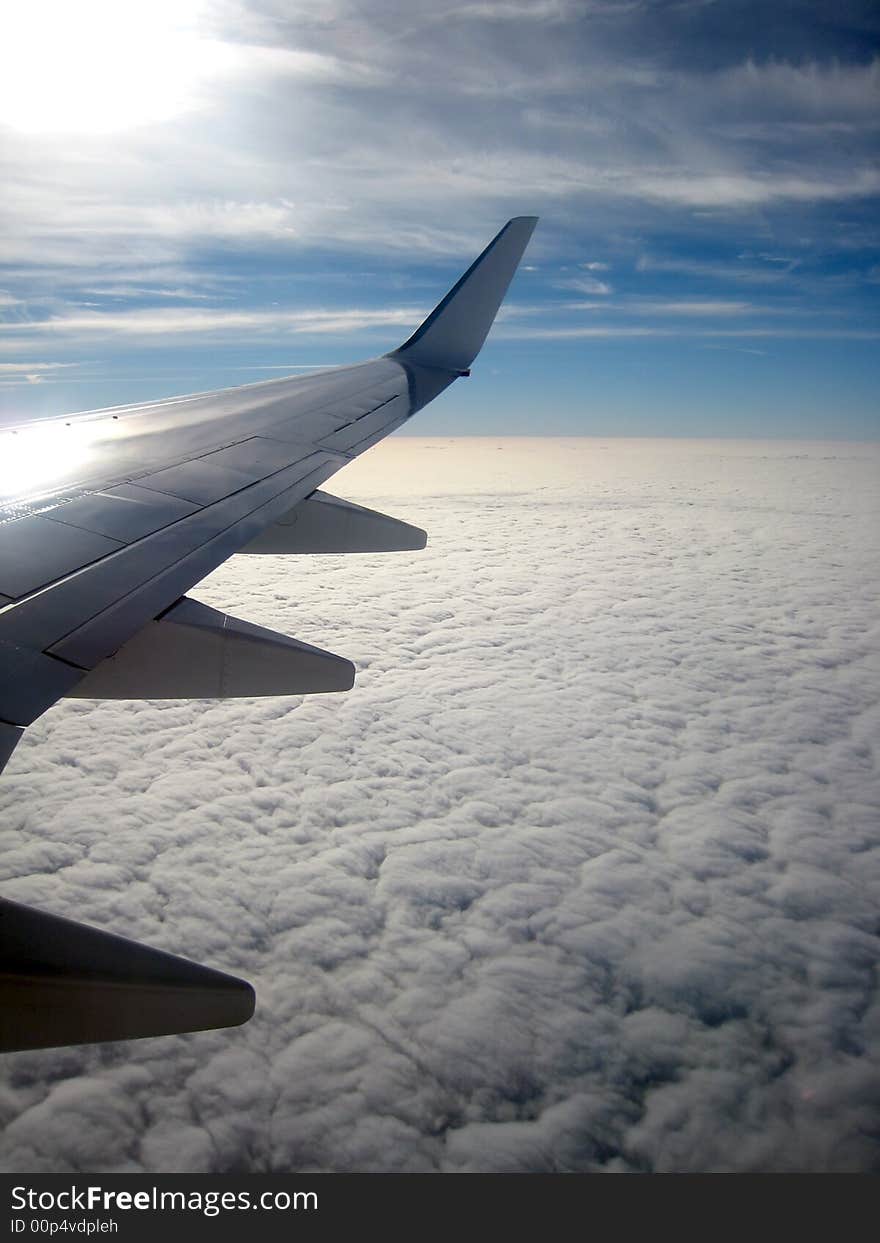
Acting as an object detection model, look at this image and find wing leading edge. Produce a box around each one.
[0,216,537,1051]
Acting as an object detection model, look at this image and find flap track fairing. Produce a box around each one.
[238,490,427,555]
[67,597,355,700]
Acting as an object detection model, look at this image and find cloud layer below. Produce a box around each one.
[1,436,878,1172]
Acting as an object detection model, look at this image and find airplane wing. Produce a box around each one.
[0,216,538,1050]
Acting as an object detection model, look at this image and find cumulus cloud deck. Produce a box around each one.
[1,437,877,1170]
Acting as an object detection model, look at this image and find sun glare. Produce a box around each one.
[0,420,100,502]
[0,1,230,135]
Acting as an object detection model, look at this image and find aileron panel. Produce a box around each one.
[199,437,312,476]
[135,459,254,505]
[0,516,122,599]
[42,487,199,544]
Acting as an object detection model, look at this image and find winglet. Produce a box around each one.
[389,216,538,373]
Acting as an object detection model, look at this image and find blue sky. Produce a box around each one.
[0,0,877,437]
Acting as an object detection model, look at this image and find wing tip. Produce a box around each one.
[391,215,539,372]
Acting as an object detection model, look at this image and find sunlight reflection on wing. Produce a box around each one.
[0,419,104,503]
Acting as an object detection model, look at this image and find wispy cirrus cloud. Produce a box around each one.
[0,361,77,372]
[0,304,424,342]
[635,255,800,283]
[0,361,79,386]
[496,324,880,340]
[558,275,614,295]
[589,299,756,316]
[445,0,594,22]
[631,167,880,209]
